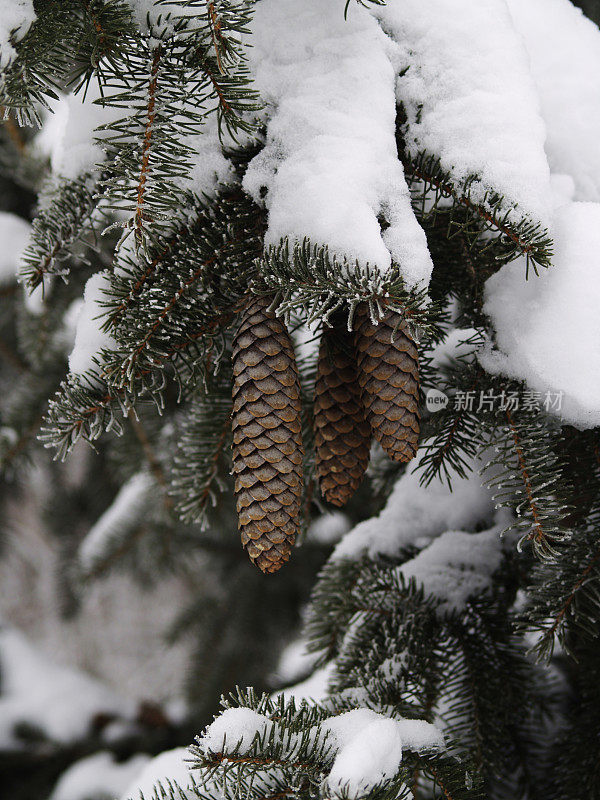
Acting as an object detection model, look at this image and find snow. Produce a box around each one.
[273,638,320,685]
[0,212,31,284]
[508,0,600,203]
[121,747,194,800]
[307,511,351,546]
[0,0,35,68]
[79,472,156,573]
[398,525,505,614]
[332,449,494,561]
[50,752,150,800]
[323,709,443,799]
[199,707,272,754]
[481,202,600,428]
[68,271,117,377]
[245,0,432,287]
[277,665,334,704]
[371,0,552,227]
[126,0,201,34]
[429,328,479,371]
[35,83,121,181]
[0,626,135,749]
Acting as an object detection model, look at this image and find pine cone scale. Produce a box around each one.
[354,305,420,463]
[231,295,303,573]
[313,321,371,507]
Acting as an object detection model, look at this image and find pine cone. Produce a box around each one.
[314,322,371,506]
[354,304,420,462]
[231,295,303,573]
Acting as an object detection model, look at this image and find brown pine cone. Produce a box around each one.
[354,304,420,462]
[314,322,371,506]
[231,295,303,573]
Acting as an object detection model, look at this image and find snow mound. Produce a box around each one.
[372,0,552,227]
[245,0,432,287]
[398,526,505,614]
[324,709,443,799]
[50,752,150,800]
[0,212,31,285]
[120,747,194,800]
[68,271,117,377]
[0,0,35,68]
[199,707,272,755]
[79,472,156,573]
[0,627,135,749]
[481,202,600,429]
[332,449,494,561]
[508,0,600,203]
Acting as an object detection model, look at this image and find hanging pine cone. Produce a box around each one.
[354,304,420,462]
[314,320,371,506]
[231,295,303,573]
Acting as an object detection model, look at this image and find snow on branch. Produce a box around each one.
[244,0,432,289]
[78,471,157,576]
[371,0,553,268]
[508,0,600,204]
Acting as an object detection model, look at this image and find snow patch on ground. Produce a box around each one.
[245,0,432,286]
[0,627,135,749]
[50,752,150,800]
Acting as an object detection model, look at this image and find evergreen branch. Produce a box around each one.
[170,374,233,526]
[128,410,173,511]
[258,238,445,341]
[475,379,571,558]
[505,408,545,551]
[524,515,600,660]
[418,359,484,488]
[402,150,553,274]
[135,45,162,249]
[20,172,107,289]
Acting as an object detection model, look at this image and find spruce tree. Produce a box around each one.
[0,1,599,799]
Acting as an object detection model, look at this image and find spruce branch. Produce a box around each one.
[402,150,554,275]
[20,172,107,290]
[170,374,233,526]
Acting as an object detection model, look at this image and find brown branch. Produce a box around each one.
[505,408,545,546]
[84,1,106,48]
[207,2,225,74]
[545,546,600,640]
[201,59,231,114]
[427,767,457,800]
[68,303,243,436]
[205,753,311,771]
[405,163,536,256]
[135,47,162,248]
